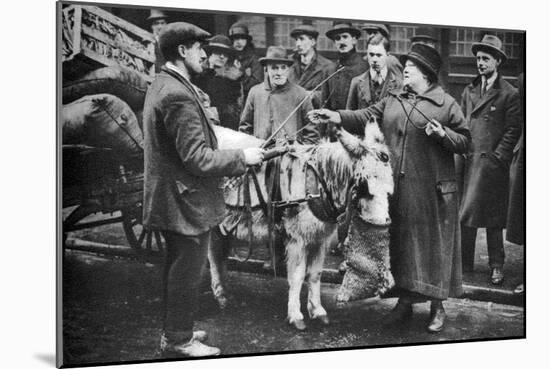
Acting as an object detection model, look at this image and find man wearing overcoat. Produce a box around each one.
[142,22,264,357]
[288,24,335,108]
[346,33,403,111]
[459,34,521,285]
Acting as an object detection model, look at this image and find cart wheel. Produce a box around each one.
[122,206,165,253]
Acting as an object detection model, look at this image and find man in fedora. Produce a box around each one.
[346,32,402,110]
[458,34,521,285]
[147,9,169,73]
[228,22,264,103]
[288,24,335,108]
[196,35,243,130]
[322,22,368,113]
[239,46,320,272]
[143,22,265,357]
[362,23,403,76]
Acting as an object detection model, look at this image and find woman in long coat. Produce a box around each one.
[308,44,470,333]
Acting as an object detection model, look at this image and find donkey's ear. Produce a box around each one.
[363,117,385,146]
[336,127,366,157]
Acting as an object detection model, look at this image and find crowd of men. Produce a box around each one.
[142,10,525,358]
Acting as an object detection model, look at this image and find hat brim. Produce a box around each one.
[325,28,362,40]
[259,57,294,66]
[471,43,507,62]
[147,15,168,21]
[205,44,237,57]
[400,53,438,80]
[229,33,252,41]
[411,35,438,43]
[290,30,319,39]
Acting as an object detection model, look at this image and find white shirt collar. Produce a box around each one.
[482,72,498,90]
[369,65,388,82]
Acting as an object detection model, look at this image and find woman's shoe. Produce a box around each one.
[427,300,446,333]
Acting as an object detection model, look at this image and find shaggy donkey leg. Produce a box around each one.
[286,239,307,330]
[307,248,329,325]
[208,226,229,309]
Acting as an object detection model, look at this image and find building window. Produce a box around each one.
[389,26,417,54]
[450,29,523,58]
[236,15,267,48]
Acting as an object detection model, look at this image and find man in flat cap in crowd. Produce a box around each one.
[346,32,403,110]
[142,22,265,357]
[195,35,243,130]
[458,34,521,285]
[322,22,368,115]
[288,24,335,108]
[228,22,264,104]
[147,9,169,73]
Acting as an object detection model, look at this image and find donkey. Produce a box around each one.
[210,121,394,330]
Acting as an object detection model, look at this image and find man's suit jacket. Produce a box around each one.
[142,66,247,236]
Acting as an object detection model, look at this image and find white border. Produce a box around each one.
[3,0,546,368]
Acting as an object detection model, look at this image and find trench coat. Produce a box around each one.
[506,73,525,244]
[346,68,403,110]
[288,51,335,108]
[237,47,264,102]
[339,85,470,299]
[459,74,521,228]
[142,67,247,236]
[239,80,319,145]
[322,50,369,111]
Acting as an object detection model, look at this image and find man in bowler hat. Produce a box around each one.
[458,34,521,285]
[142,22,265,357]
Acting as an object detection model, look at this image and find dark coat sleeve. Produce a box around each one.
[164,94,247,178]
[494,89,521,164]
[436,99,471,154]
[238,91,255,135]
[338,97,387,133]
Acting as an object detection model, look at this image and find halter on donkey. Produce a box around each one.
[211,121,395,330]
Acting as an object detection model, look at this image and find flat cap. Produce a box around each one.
[158,21,211,54]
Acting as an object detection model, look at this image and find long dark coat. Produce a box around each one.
[288,51,335,108]
[239,80,319,145]
[346,68,403,110]
[459,74,521,228]
[142,67,247,236]
[322,50,369,111]
[506,73,525,244]
[237,47,264,102]
[339,85,470,299]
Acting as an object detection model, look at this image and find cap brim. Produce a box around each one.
[259,58,294,66]
[471,43,507,62]
[205,44,236,56]
[325,28,362,40]
[229,34,252,41]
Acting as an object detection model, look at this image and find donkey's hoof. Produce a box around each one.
[317,315,330,325]
[290,319,307,331]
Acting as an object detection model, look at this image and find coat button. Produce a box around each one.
[480,152,487,158]
[398,130,404,136]
[399,171,405,178]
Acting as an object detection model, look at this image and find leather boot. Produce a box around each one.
[384,298,413,325]
[427,300,446,333]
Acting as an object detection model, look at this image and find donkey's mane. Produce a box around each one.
[314,141,355,209]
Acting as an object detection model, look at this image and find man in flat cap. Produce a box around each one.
[196,35,243,130]
[321,22,368,114]
[458,34,521,285]
[346,32,402,110]
[288,24,335,108]
[361,23,403,76]
[143,22,265,357]
[228,22,264,104]
[147,9,169,73]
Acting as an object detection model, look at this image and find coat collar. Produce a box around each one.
[394,83,446,106]
[467,73,504,114]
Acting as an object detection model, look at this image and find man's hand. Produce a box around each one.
[243,148,265,166]
[307,109,342,125]
[425,119,446,138]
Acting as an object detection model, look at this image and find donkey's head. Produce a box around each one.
[335,118,394,226]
